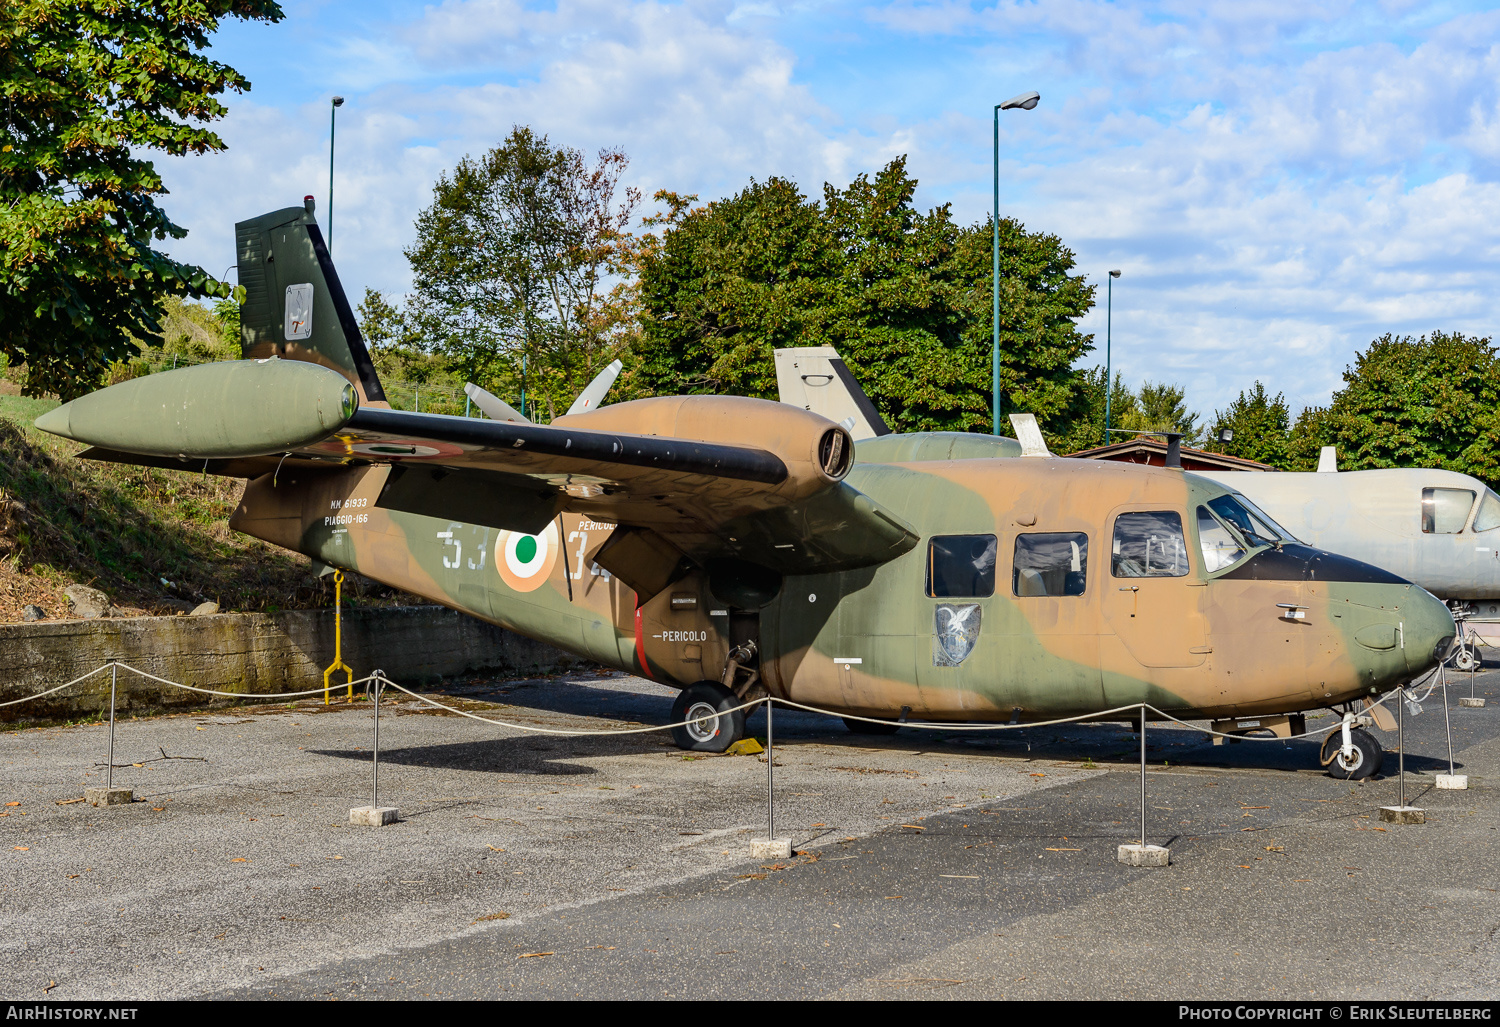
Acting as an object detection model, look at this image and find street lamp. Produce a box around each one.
[1103,270,1121,445]
[992,90,1040,436]
[328,96,344,252]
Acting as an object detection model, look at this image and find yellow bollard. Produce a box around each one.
[323,569,354,704]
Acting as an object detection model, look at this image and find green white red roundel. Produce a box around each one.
[497,522,560,593]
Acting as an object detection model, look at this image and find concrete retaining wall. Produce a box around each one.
[0,606,586,723]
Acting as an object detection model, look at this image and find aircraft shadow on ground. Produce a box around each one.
[421,681,1460,778]
[307,739,612,776]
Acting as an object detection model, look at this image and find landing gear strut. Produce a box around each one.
[1320,725,1384,780]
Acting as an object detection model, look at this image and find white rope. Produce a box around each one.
[0,659,1444,749]
[110,661,381,700]
[0,663,114,707]
[379,676,762,737]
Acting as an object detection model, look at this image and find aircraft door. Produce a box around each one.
[1101,509,1207,670]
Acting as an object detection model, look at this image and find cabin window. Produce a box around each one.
[1198,506,1247,572]
[1422,487,1475,534]
[927,534,997,598]
[1473,489,1500,532]
[1112,511,1188,578]
[1013,533,1088,597]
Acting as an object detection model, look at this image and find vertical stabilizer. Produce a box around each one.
[235,201,387,405]
[1317,446,1338,473]
[774,346,890,440]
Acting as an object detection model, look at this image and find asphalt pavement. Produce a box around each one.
[1,662,1496,1000]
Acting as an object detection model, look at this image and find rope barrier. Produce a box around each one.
[0,657,1456,749]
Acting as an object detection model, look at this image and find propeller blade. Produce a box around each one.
[565,359,623,416]
[463,382,530,423]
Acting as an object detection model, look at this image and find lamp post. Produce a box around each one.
[328,96,344,252]
[992,90,1040,436]
[1103,269,1121,445]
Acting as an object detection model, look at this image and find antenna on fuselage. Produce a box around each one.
[1110,428,1185,469]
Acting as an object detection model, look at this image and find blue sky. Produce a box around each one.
[156,0,1500,419]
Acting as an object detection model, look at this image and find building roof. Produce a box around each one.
[1066,437,1275,472]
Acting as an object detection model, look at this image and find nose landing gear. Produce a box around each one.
[1320,725,1384,780]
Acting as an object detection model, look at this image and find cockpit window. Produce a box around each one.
[1474,489,1500,533]
[1206,494,1290,547]
[1112,511,1188,577]
[1198,506,1248,573]
[1422,487,1475,534]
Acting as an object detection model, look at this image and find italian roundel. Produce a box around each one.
[497,522,560,593]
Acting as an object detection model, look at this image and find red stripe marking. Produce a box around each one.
[634,602,652,680]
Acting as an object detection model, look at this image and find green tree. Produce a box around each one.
[1046,367,1137,454]
[1206,381,1292,468]
[356,287,406,349]
[0,0,280,397]
[1120,380,1202,445]
[404,126,640,420]
[632,157,1096,434]
[1286,332,1500,483]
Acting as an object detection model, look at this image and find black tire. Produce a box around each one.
[842,716,900,735]
[1321,726,1384,780]
[670,681,745,753]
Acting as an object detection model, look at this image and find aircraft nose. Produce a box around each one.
[1402,586,1456,676]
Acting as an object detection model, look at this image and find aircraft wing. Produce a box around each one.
[67,381,918,598]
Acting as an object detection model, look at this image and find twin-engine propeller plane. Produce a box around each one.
[35,201,1455,778]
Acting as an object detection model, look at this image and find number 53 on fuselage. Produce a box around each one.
[35,202,1454,769]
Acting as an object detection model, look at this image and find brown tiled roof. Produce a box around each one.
[1066,437,1274,471]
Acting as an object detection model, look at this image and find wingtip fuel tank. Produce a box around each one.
[36,358,358,458]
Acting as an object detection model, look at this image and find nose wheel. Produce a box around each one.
[1320,726,1384,780]
[1452,644,1481,672]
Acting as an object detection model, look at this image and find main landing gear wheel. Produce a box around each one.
[1320,726,1384,780]
[670,681,746,753]
[842,717,900,735]
[1453,645,1481,673]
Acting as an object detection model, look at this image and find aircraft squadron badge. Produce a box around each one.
[933,603,982,666]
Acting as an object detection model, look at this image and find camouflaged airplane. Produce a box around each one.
[34,201,1456,780]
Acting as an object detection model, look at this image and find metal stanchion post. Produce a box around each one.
[1437,663,1468,789]
[107,663,116,791]
[751,697,791,860]
[350,673,396,826]
[85,663,132,806]
[1117,703,1167,865]
[1139,705,1146,847]
[766,697,774,841]
[1382,687,1425,822]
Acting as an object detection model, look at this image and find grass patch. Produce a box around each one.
[0,402,409,621]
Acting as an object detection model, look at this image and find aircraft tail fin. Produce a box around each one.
[773,346,890,441]
[1317,446,1338,472]
[235,198,387,406]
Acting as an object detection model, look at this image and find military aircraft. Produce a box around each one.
[33,202,1455,779]
[777,347,1500,669]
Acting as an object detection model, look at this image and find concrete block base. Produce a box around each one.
[750,837,792,860]
[349,806,398,826]
[1460,698,1486,708]
[1117,843,1170,867]
[84,787,132,807]
[1436,774,1469,790]
[1379,805,1426,824]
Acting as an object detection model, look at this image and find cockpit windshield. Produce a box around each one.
[1207,494,1295,547]
[1474,489,1500,533]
